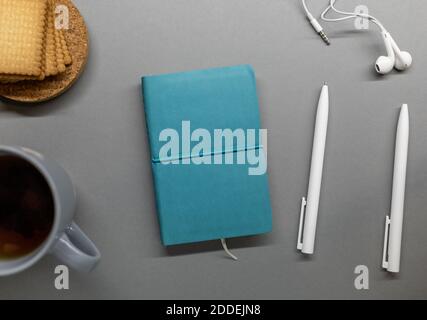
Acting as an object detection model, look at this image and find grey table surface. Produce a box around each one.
[0,0,426,300]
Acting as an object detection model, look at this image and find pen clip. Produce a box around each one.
[297,197,307,250]
[382,215,391,269]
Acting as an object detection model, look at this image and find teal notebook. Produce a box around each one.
[141,65,272,246]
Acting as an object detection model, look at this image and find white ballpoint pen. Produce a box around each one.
[297,83,329,255]
[382,104,409,273]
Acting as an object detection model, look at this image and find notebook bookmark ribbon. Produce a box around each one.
[221,239,238,261]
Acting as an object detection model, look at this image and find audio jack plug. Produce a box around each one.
[318,30,330,46]
[307,13,330,45]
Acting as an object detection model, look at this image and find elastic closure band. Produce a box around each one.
[152,145,264,163]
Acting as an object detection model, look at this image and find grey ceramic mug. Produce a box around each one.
[0,146,100,276]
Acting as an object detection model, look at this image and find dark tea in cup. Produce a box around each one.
[0,155,54,260]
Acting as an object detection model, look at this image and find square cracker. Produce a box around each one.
[54,28,67,73]
[59,30,72,66]
[44,0,59,77]
[0,0,48,77]
[51,0,72,72]
[54,30,72,70]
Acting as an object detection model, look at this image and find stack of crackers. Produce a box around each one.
[0,0,72,83]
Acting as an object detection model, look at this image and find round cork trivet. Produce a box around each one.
[0,0,88,104]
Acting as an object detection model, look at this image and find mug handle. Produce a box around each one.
[51,222,101,273]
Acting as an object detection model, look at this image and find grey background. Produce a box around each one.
[0,0,426,299]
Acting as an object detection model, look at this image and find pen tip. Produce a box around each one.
[323,81,328,86]
[401,104,409,115]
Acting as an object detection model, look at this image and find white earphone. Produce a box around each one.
[375,31,396,75]
[389,35,413,71]
[302,0,412,75]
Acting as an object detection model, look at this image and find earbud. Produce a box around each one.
[389,35,413,71]
[394,51,413,71]
[375,31,395,75]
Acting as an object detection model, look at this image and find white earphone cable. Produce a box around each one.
[320,0,387,32]
[302,0,388,42]
[301,0,330,45]
[301,0,310,16]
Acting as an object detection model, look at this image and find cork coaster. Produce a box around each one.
[0,0,88,104]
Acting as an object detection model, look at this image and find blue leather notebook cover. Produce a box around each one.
[141,65,272,246]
